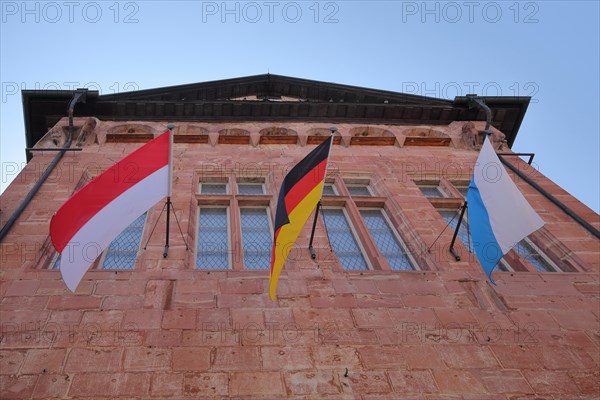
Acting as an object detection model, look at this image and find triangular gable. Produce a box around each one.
[99,74,453,106]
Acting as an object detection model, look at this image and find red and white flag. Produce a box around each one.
[50,130,171,292]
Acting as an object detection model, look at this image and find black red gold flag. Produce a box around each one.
[269,135,334,299]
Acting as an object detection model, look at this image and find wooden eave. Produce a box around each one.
[21,74,530,160]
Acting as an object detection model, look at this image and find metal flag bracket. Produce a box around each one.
[307,127,337,261]
[449,201,468,261]
[143,124,189,258]
[427,201,468,262]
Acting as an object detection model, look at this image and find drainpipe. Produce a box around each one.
[467,95,600,239]
[498,157,600,239]
[0,89,88,242]
[467,94,493,136]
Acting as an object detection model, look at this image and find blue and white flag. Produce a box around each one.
[467,136,544,283]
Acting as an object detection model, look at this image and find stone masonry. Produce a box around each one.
[0,116,598,399]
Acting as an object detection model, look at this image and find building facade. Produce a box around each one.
[1,75,598,398]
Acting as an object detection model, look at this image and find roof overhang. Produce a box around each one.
[22,74,530,160]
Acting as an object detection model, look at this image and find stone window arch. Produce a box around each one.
[218,128,251,144]
[306,128,342,145]
[403,127,451,147]
[173,125,209,144]
[259,127,298,144]
[349,126,396,146]
[106,123,157,143]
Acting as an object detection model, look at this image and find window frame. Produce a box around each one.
[321,177,427,272]
[322,182,338,197]
[195,206,232,270]
[97,212,148,271]
[510,237,561,273]
[199,182,229,195]
[322,206,372,271]
[497,259,513,272]
[437,208,473,253]
[237,182,266,195]
[416,182,447,198]
[50,213,148,271]
[436,207,562,274]
[346,184,374,197]
[453,184,470,198]
[359,207,420,271]
[238,206,274,271]
[49,252,61,270]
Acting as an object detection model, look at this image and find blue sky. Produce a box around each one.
[1,1,599,212]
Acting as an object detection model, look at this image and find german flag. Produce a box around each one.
[269,136,334,300]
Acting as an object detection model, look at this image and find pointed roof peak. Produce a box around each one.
[98,74,453,106]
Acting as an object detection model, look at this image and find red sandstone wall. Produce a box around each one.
[0,120,598,398]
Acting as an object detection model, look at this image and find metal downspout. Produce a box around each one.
[467,95,600,239]
[0,89,88,242]
[498,157,600,239]
[467,94,493,134]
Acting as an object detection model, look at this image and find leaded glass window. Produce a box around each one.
[99,212,146,270]
[438,210,556,273]
[240,208,272,270]
[419,185,445,198]
[455,185,469,197]
[201,183,227,195]
[439,210,472,252]
[322,208,368,270]
[238,184,264,195]
[196,208,230,269]
[52,254,61,269]
[322,184,336,197]
[360,209,416,271]
[512,239,557,272]
[497,260,512,272]
[347,185,372,197]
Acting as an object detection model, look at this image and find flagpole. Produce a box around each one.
[164,124,175,258]
[308,202,322,260]
[448,130,492,261]
[308,127,336,260]
[449,201,467,261]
